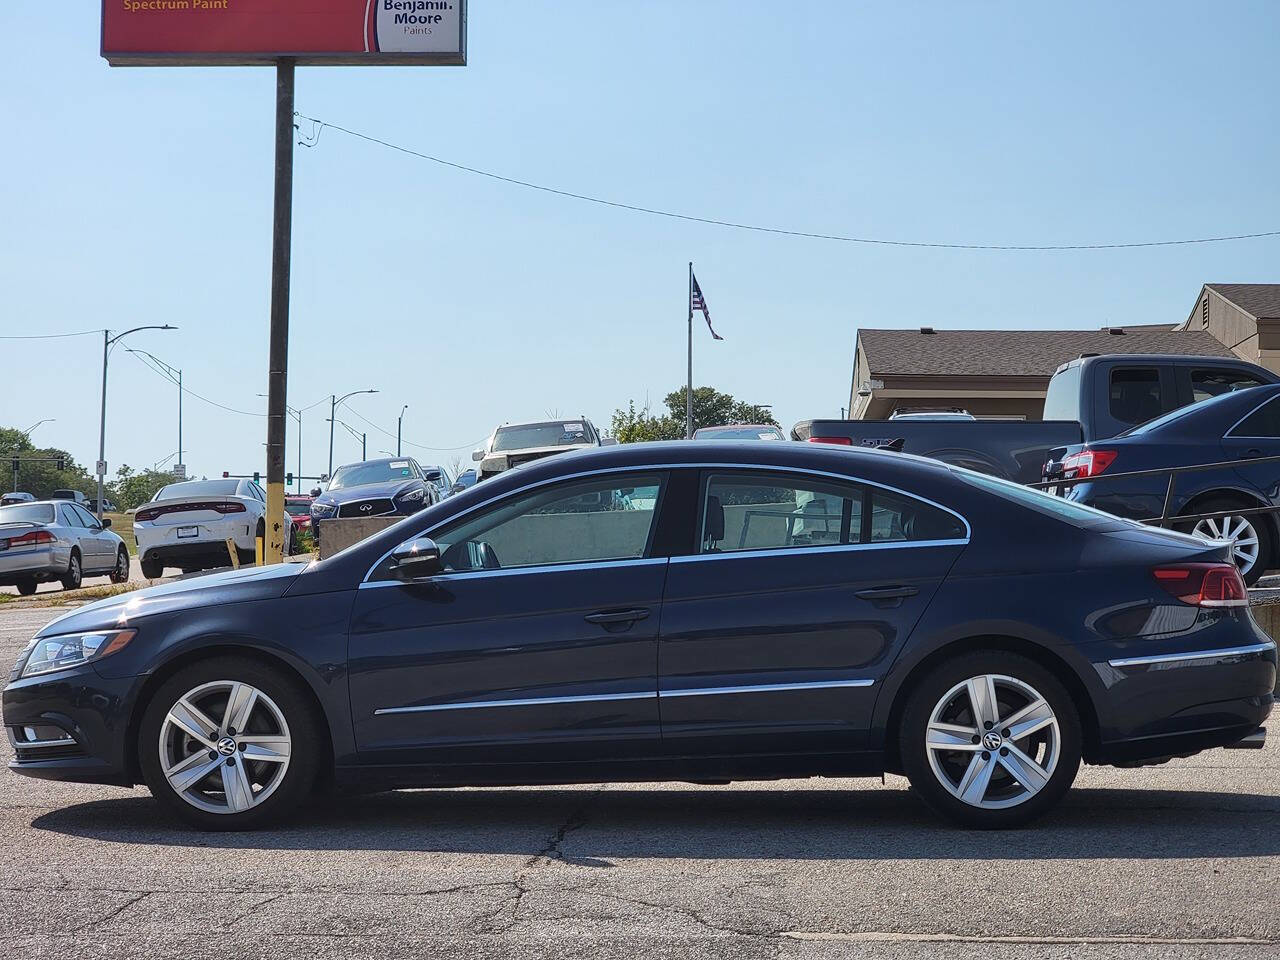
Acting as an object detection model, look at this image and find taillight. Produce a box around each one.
[213,502,246,514]
[134,507,159,521]
[1060,449,1117,479]
[5,530,56,547]
[806,436,853,445]
[1153,563,1248,607]
[135,500,246,522]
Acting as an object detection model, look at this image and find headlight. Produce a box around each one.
[17,630,135,679]
[311,503,337,518]
[398,488,425,502]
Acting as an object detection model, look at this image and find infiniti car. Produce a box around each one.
[3,442,1273,830]
[308,457,438,541]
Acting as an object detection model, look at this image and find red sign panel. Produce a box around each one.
[102,0,466,66]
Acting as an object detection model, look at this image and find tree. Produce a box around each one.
[1,426,93,498]
[610,387,779,443]
[110,464,177,510]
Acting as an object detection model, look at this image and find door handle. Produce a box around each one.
[584,608,651,625]
[855,585,919,604]
[1238,449,1263,460]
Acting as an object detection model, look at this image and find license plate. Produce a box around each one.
[177,526,199,539]
[1047,485,1060,497]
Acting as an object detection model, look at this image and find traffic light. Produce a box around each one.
[286,472,293,485]
[222,471,229,478]
[56,458,65,471]
[10,458,17,473]
[253,472,261,483]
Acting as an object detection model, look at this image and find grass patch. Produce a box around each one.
[104,512,135,554]
[23,582,146,608]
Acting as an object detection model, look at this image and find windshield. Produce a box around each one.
[950,465,1129,529]
[330,460,417,490]
[284,500,311,516]
[493,421,594,451]
[0,504,55,524]
[156,480,239,501]
[694,425,785,440]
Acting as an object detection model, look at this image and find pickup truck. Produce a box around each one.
[794,353,1278,485]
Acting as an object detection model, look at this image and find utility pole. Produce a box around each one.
[397,404,408,456]
[264,58,295,565]
[97,325,176,522]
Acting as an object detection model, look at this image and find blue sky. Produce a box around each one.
[3,1,1278,483]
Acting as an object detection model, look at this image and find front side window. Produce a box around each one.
[71,505,99,528]
[426,473,665,574]
[700,472,963,554]
[1229,396,1280,438]
[1109,368,1163,425]
[1192,368,1265,404]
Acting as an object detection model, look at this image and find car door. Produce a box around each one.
[57,504,96,569]
[71,504,114,571]
[658,468,968,758]
[348,470,671,765]
[1222,392,1280,491]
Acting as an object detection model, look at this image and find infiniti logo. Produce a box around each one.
[359,504,373,513]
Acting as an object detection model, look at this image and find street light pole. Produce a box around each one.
[97,325,176,522]
[327,388,378,479]
[397,405,408,456]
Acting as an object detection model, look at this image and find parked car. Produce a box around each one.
[420,464,454,501]
[50,489,89,505]
[473,418,602,480]
[308,457,438,538]
[134,477,290,579]
[0,500,130,595]
[284,495,314,533]
[1047,383,1280,584]
[796,354,1279,484]
[4,441,1272,830]
[450,468,478,495]
[1,492,36,506]
[693,424,786,440]
[86,497,117,513]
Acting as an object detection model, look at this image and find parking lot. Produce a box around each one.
[0,606,1275,959]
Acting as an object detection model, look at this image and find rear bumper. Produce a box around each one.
[1088,634,1276,764]
[136,516,256,557]
[0,545,68,584]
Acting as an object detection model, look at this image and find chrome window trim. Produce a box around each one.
[1107,641,1275,668]
[358,556,667,590]
[671,539,969,565]
[360,461,971,583]
[373,677,876,715]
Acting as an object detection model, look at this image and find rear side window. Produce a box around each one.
[1191,368,1265,404]
[1109,368,1163,425]
[1229,396,1280,438]
[1042,365,1081,421]
[700,472,964,554]
[61,505,85,528]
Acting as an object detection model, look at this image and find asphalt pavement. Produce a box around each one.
[0,605,1276,959]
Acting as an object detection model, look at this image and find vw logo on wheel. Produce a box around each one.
[359,503,373,513]
[982,731,1004,751]
[216,736,237,757]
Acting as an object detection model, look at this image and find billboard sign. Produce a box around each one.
[102,0,466,66]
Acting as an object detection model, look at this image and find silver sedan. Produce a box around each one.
[0,500,130,595]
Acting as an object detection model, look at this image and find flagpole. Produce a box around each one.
[686,261,694,439]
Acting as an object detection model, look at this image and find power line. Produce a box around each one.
[294,112,1280,252]
[338,401,483,451]
[0,328,101,340]
[129,351,266,417]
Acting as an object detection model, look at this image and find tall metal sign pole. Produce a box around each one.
[686,261,694,440]
[264,60,295,564]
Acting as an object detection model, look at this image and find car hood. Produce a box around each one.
[480,444,593,468]
[314,479,420,507]
[36,562,308,637]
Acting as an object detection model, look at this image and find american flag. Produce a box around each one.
[690,272,723,340]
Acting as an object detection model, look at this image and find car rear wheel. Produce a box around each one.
[15,578,37,596]
[109,547,130,584]
[61,552,82,591]
[137,657,319,830]
[1180,497,1272,585]
[900,651,1082,828]
[140,558,164,579]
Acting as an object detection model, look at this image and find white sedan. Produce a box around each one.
[134,478,292,579]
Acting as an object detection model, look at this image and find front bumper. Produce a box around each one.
[1088,631,1276,764]
[2,662,141,786]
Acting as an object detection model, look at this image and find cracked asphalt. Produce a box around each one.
[1,606,1277,959]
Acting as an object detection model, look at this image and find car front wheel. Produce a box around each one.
[109,548,130,584]
[137,657,319,830]
[900,651,1082,828]
[61,552,82,591]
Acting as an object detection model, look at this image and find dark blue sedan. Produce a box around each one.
[3,442,1273,830]
[309,457,438,532]
[1053,383,1280,584]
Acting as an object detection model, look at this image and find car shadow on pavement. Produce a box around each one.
[30,785,1280,860]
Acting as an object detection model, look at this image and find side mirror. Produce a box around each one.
[423,469,442,482]
[101,518,113,529]
[471,448,485,462]
[390,537,443,581]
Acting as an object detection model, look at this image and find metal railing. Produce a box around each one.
[1032,452,1280,529]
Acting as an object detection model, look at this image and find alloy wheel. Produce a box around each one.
[157,680,292,815]
[1192,514,1260,575]
[925,674,1060,810]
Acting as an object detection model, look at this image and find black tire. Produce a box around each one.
[109,547,130,584]
[1176,496,1273,586]
[899,650,1082,829]
[61,551,82,591]
[140,558,164,580]
[137,656,320,830]
[15,578,37,596]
